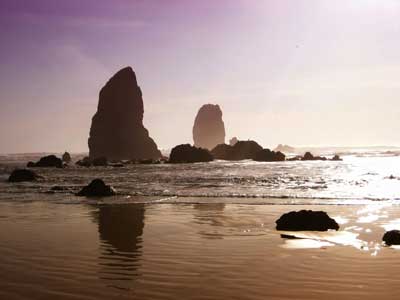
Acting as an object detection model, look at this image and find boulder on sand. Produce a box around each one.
[169,144,213,163]
[276,210,339,231]
[29,155,63,168]
[383,230,400,246]
[76,179,116,197]
[8,169,41,182]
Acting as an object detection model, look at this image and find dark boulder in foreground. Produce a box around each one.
[8,169,40,182]
[28,155,63,168]
[169,144,213,163]
[254,149,285,162]
[193,104,225,150]
[276,210,339,231]
[383,230,400,246]
[88,66,161,161]
[211,140,263,161]
[76,179,116,197]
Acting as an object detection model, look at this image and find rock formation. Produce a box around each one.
[383,230,400,246]
[210,140,263,161]
[88,67,161,161]
[193,104,225,150]
[229,137,238,146]
[62,152,71,163]
[28,155,63,168]
[169,144,213,163]
[76,179,116,197]
[274,144,295,153]
[276,210,339,231]
[8,169,41,182]
[253,149,286,162]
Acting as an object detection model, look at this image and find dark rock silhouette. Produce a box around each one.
[211,140,263,161]
[383,230,400,246]
[92,157,108,166]
[76,156,92,167]
[193,104,225,150]
[28,155,63,168]
[76,179,116,197]
[254,149,286,162]
[8,169,40,182]
[169,144,213,163]
[229,137,238,146]
[276,210,339,231]
[211,144,234,160]
[62,152,71,163]
[331,154,342,161]
[88,66,161,161]
[274,144,296,153]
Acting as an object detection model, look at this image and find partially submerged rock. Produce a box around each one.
[229,137,238,146]
[210,140,263,161]
[253,149,285,162]
[383,230,400,246]
[62,152,71,163]
[276,210,339,231]
[76,156,92,167]
[76,179,116,197]
[92,157,108,166]
[28,155,63,168]
[169,144,213,163]
[8,169,40,182]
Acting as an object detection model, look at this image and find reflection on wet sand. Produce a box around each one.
[193,203,225,239]
[91,204,145,281]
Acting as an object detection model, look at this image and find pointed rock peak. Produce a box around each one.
[106,66,137,86]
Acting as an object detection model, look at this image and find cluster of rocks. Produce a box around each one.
[211,140,285,162]
[288,152,342,161]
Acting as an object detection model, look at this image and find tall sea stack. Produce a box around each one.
[88,67,161,160]
[192,104,225,150]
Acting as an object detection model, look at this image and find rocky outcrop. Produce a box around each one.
[169,144,213,163]
[8,169,41,182]
[276,210,339,231]
[229,137,238,146]
[254,149,285,162]
[28,155,63,168]
[76,179,116,197]
[383,230,400,246]
[274,144,295,153]
[62,152,71,163]
[289,152,342,161]
[193,104,225,150]
[88,67,161,161]
[211,140,263,161]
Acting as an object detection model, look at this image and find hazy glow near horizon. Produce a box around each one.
[0,0,400,153]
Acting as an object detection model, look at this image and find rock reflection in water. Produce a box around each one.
[91,204,145,282]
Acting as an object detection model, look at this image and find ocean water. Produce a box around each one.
[0,153,399,204]
[1,152,400,299]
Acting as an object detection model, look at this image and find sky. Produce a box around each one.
[1,0,400,153]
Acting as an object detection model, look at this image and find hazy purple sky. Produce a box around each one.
[1,0,400,153]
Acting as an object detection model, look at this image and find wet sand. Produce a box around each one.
[1,200,400,299]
